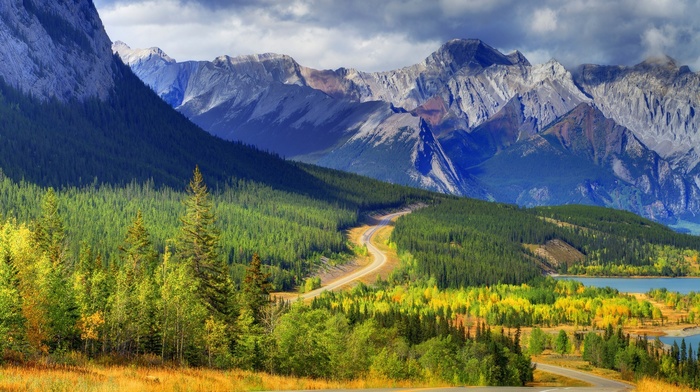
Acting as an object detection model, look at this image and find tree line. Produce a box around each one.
[580,325,700,389]
[0,168,535,386]
[390,199,700,289]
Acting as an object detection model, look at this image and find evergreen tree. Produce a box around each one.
[554,330,569,356]
[241,253,271,323]
[32,189,78,350]
[120,210,158,276]
[176,166,234,320]
[118,211,161,354]
[34,188,65,267]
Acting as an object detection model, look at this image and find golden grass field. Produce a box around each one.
[0,363,612,391]
[635,377,699,392]
[0,364,448,392]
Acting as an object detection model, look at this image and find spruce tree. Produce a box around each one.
[120,210,158,276]
[176,166,234,320]
[34,188,65,266]
[241,253,271,324]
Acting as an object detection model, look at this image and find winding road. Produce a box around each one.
[285,210,633,391]
[299,210,411,300]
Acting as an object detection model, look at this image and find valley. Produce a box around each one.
[2,0,700,391]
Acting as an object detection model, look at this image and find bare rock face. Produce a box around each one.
[0,0,115,101]
[575,57,700,167]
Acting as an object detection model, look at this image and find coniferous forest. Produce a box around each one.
[391,199,700,289]
[0,168,534,385]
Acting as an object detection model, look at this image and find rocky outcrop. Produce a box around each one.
[0,0,115,101]
[575,57,700,167]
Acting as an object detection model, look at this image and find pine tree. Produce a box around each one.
[117,211,161,355]
[34,188,65,267]
[120,210,158,276]
[32,189,78,351]
[176,166,234,320]
[554,329,570,356]
[241,253,271,324]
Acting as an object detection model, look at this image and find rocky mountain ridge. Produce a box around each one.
[0,0,115,101]
[116,39,700,222]
[574,57,700,169]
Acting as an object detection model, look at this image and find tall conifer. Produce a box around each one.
[241,253,271,324]
[177,166,234,320]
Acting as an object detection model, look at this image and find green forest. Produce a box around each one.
[391,199,700,289]
[0,168,533,386]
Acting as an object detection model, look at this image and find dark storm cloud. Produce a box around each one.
[94,0,700,71]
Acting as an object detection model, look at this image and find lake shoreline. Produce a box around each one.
[552,274,700,279]
[553,276,700,295]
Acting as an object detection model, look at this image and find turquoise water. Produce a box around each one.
[554,276,700,294]
[658,334,700,349]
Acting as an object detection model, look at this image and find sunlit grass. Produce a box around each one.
[636,377,697,392]
[0,364,445,392]
[528,369,590,388]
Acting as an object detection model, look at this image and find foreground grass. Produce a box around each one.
[0,364,447,392]
[636,377,698,392]
[528,369,591,388]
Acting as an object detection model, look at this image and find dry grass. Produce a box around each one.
[528,369,591,388]
[0,364,440,392]
[533,354,630,384]
[636,377,697,392]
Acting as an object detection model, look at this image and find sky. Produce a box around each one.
[93,0,700,72]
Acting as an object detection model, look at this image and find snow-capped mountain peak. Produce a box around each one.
[113,40,175,66]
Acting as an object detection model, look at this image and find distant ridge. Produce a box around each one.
[117,38,700,222]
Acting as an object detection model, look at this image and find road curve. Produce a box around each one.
[278,212,634,391]
[531,362,632,391]
[270,362,632,392]
[299,210,410,300]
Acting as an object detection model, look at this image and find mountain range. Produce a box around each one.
[0,0,344,195]
[115,39,700,222]
[1,0,698,224]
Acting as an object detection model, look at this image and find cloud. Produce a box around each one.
[642,25,677,58]
[94,0,700,71]
[531,8,558,34]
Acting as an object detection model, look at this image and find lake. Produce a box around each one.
[554,276,700,294]
[658,334,700,349]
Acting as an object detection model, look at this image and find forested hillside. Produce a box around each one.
[391,199,700,288]
[0,163,433,290]
[0,168,534,386]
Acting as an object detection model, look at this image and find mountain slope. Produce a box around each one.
[0,0,356,196]
[114,40,588,199]
[474,104,699,219]
[114,41,474,194]
[575,57,700,165]
[117,39,700,222]
[0,0,115,101]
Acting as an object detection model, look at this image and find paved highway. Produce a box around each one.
[299,210,410,300]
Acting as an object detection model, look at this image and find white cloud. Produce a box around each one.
[95,0,700,71]
[642,25,677,58]
[97,0,439,71]
[632,0,686,18]
[531,8,558,34]
[438,0,505,15]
